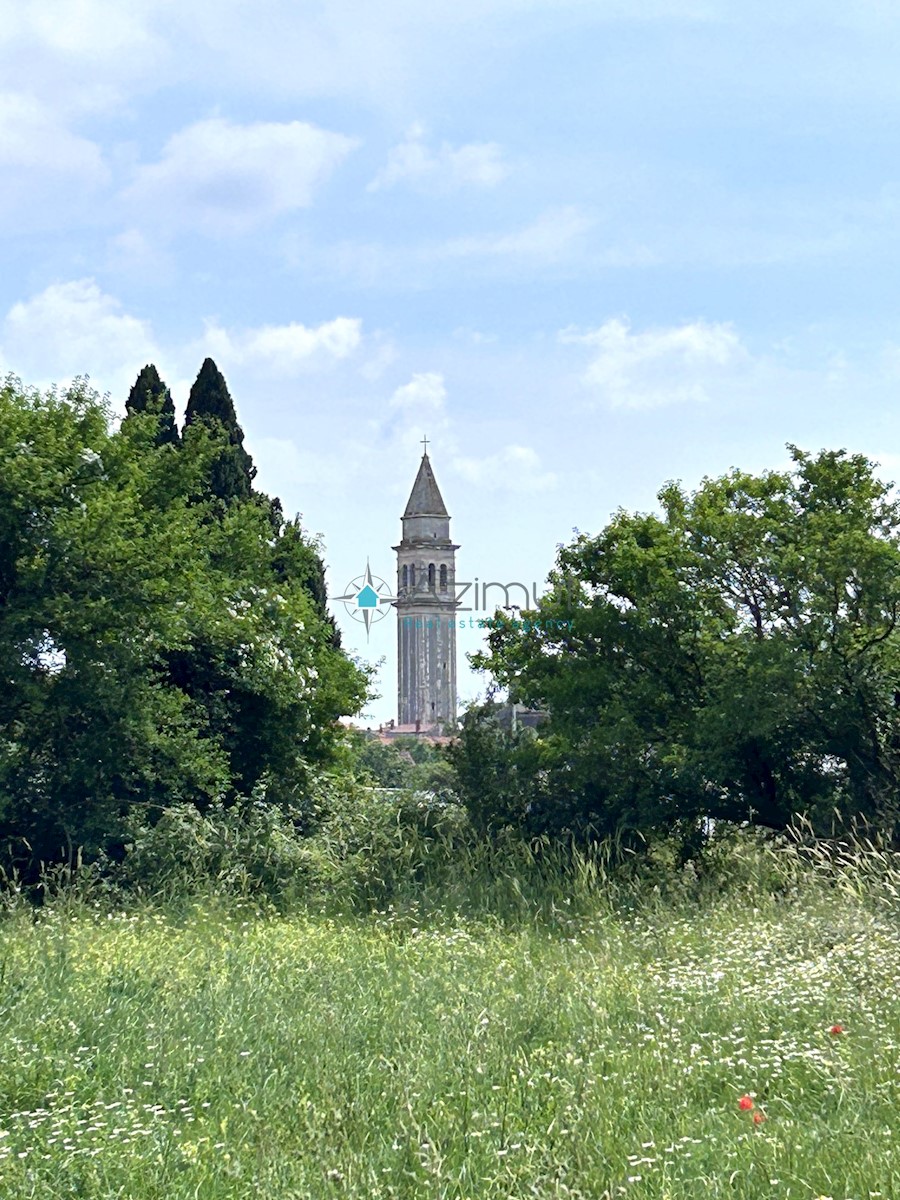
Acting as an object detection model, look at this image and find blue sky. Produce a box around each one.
[3,1,900,724]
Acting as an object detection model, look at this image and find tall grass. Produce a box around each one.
[1,816,899,1197]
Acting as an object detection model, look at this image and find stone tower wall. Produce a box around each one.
[394,454,458,730]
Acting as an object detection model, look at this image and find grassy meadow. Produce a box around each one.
[1,831,899,1199]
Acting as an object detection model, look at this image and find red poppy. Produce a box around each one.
[738,1095,754,1111]
[829,1024,844,1035]
[753,1112,765,1124]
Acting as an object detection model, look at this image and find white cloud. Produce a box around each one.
[0,91,109,223]
[453,445,557,491]
[1,279,158,395]
[389,372,448,410]
[560,316,746,409]
[0,1,168,116]
[380,372,454,465]
[122,117,358,235]
[0,278,364,414]
[368,123,509,192]
[281,207,596,288]
[453,327,499,344]
[1,1,159,64]
[3,0,900,139]
[105,228,176,283]
[248,435,351,497]
[0,92,105,176]
[385,373,555,493]
[197,316,363,373]
[443,206,593,262]
[359,339,398,381]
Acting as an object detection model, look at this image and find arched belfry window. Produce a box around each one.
[439,564,448,591]
[409,564,416,589]
[402,565,408,590]
[428,563,436,591]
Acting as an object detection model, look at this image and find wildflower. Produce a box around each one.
[753,1112,765,1125]
[828,1024,844,1035]
[738,1095,754,1111]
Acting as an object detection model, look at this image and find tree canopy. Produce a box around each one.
[467,447,900,845]
[183,357,256,503]
[124,363,179,447]
[0,373,368,875]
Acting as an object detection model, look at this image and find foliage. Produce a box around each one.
[124,364,179,447]
[340,728,458,798]
[472,446,900,844]
[271,513,342,647]
[182,357,255,504]
[93,775,471,912]
[445,700,552,835]
[168,359,355,794]
[109,794,341,907]
[0,374,369,876]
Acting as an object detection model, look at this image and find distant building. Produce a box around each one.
[370,720,454,747]
[495,703,549,732]
[393,447,458,732]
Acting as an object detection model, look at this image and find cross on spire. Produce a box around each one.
[421,434,429,455]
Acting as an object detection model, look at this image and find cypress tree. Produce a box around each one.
[183,358,256,503]
[125,364,179,446]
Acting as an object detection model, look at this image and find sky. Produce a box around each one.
[3,1,900,724]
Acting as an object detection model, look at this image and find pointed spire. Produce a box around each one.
[403,451,449,518]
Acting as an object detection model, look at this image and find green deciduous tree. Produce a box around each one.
[445,701,552,836]
[470,446,900,845]
[0,374,369,876]
[174,359,350,795]
[340,730,457,797]
[271,514,342,647]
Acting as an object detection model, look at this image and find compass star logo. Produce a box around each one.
[335,560,396,639]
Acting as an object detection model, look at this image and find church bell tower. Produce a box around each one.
[394,443,458,730]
